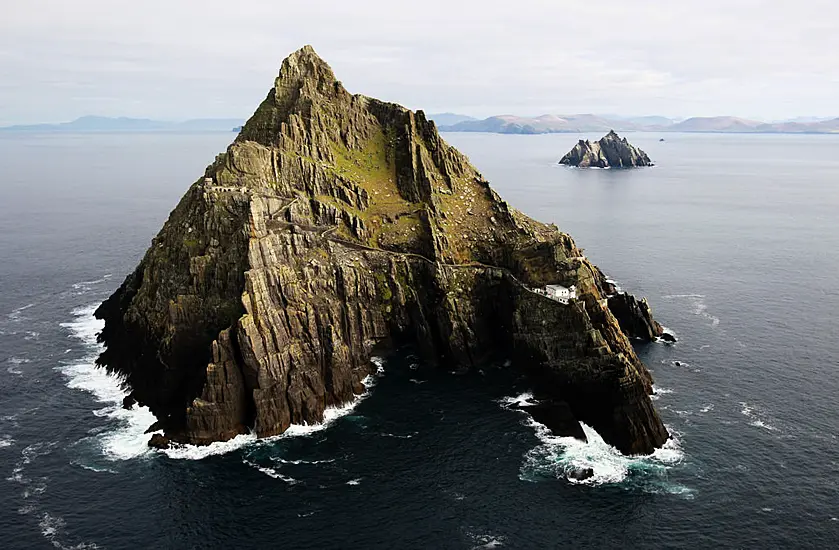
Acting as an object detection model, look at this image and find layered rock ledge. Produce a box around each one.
[96,46,669,455]
[559,130,653,168]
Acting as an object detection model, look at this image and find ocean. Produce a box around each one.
[1,130,837,548]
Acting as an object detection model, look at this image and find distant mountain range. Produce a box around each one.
[4,114,839,135]
[0,116,244,133]
[427,113,477,126]
[437,114,839,134]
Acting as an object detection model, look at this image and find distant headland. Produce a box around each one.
[0,116,244,133]
[434,114,839,135]
[6,113,838,136]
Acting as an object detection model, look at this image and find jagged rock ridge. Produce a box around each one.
[559,130,653,168]
[95,46,670,455]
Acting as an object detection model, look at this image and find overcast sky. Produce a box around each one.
[2,0,837,124]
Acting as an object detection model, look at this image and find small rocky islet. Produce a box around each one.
[95,46,670,456]
[559,130,653,168]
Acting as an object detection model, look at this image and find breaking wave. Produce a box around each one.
[650,386,674,401]
[59,304,384,462]
[497,392,537,407]
[58,305,157,462]
[504,393,691,496]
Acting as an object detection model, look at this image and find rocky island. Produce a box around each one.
[559,130,653,168]
[95,46,670,455]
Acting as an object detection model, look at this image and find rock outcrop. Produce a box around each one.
[559,130,653,168]
[599,278,675,342]
[95,46,669,455]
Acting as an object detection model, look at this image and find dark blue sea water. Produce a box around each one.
[1,131,838,548]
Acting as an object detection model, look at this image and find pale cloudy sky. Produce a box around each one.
[1,0,837,124]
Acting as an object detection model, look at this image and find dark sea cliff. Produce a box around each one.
[1,131,838,548]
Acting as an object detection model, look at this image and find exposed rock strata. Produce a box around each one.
[96,46,669,455]
[559,130,653,168]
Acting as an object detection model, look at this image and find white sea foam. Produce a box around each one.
[163,373,379,460]
[161,433,258,460]
[274,457,335,465]
[501,390,687,490]
[242,459,299,484]
[39,513,65,538]
[740,402,778,431]
[7,302,35,321]
[6,356,30,375]
[519,412,687,492]
[7,441,57,484]
[467,532,506,548]
[346,478,362,485]
[73,462,117,474]
[651,386,674,401]
[58,305,157,461]
[60,304,382,461]
[71,275,112,292]
[380,432,414,439]
[749,420,776,431]
[371,356,386,375]
[0,435,14,448]
[699,404,714,413]
[38,512,100,549]
[498,392,536,407]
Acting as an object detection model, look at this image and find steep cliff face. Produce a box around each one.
[559,130,653,168]
[96,46,669,455]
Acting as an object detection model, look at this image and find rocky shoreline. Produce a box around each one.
[95,46,670,455]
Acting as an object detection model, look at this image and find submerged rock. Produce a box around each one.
[122,394,137,410]
[567,467,595,481]
[559,130,653,168]
[148,434,170,450]
[95,45,669,455]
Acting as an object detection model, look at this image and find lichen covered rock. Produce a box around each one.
[96,46,669,455]
[559,130,653,168]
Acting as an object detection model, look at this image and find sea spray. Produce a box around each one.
[501,391,689,494]
[59,303,386,461]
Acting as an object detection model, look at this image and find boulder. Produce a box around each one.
[148,434,171,450]
[567,467,595,481]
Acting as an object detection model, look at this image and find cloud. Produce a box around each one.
[1,0,838,124]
